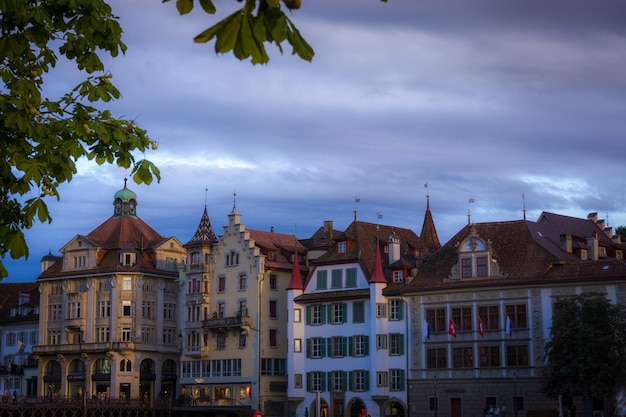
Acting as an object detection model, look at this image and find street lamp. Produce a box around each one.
[513,373,517,417]
[433,375,438,417]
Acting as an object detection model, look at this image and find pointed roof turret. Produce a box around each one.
[185,206,217,247]
[369,236,386,284]
[287,239,304,290]
[420,193,441,253]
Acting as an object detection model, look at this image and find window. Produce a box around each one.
[389,333,404,355]
[308,337,324,358]
[239,333,247,348]
[346,268,357,287]
[389,299,403,320]
[353,301,365,323]
[239,273,248,290]
[97,301,110,318]
[452,346,474,368]
[123,277,132,290]
[426,308,446,332]
[122,300,132,316]
[294,339,302,353]
[477,256,488,276]
[121,328,131,342]
[505,304,528,329]
[294,374,302,389]
[377,371,388,387]
[216,333,226,349]
[142,301,154,318]
[163,328,175,345]
[48,330,60,345]
[226,250,239,266]
[141,327,154,343]
[376,303,386,318]
[392,270,403,283]
[478,305,500,330]
[352,335,368,357]
[376,334,387,350]
[459,257,477,279]
[352,370,367,391]
[218,303,225,318]
[479,345,501,367]
[332,371,345,392]
[451,306,472,331]
[309,371,323,392]
[506,344,529,367]
[67,301,81,319]
[269,329,277,347]
[269,300,278,319]
[581,249,588,260]
[261,358,286,376]
[269,274,278,290]
[390,369,404,391]
[331,303,346,324]
[316,270,327,289]
[218,275,226,292]
[120,359,132,372]
[338,241,347,253]
[97,327,110,342]
[331,336,345,358]
[164,303,175,320]
[309,304,325,325]
[331,269,342,288]
[73,255,87,269]
[294,308,302,323]
[49,304,62,320]
[426,347,447,369]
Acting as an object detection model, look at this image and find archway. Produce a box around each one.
[140,358,156,404]
[43,360,61,401]
[384,400,406,417]
[349,398,367,417]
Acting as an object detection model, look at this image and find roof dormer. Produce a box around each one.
[448,225,503,281]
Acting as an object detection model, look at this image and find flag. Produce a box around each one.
[354,197,361,203]
[468,198,475,204]
[17,340,26,353]
[506,315,513,336]
[477,316,485,337]
[448,319,457,338]
[377,213,383,220]
[423,320,431,340]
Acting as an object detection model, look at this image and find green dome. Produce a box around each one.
[114,180,137,203]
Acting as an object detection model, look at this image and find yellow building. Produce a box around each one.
[179,204,307,417]
[33,182,186,404]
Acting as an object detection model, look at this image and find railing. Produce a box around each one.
[202,315,247,330]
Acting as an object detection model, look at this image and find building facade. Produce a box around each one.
[287,219,427,417]
[33,182,186,404]
[404,212,626,417]
[178,204,307,416]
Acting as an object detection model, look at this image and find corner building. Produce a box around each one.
[34,182,186,403]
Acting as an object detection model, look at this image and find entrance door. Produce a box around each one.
[334,400,344,417]
[450,398,462,417]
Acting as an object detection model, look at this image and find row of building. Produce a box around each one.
[1,181,625,417]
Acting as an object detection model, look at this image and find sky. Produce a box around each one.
[5,0,626,281]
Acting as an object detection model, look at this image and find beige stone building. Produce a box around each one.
[178,204,307,416]
[33,182,186,404]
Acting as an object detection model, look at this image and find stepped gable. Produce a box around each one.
[312,220,424,283]
[407,218,626,293]
[248,229,307,272]
[185,206,218,248]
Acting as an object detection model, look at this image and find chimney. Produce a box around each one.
[587,233,599,260]
[324,220,333,242]
[560,234,572,253]
[604,227,613,238]
[597,219,605,230]
[388,233,401,263]
[587,212,598,223]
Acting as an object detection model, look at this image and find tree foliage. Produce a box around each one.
[0,0,160,278]
[616,226,626,241]
[541,292,626,402]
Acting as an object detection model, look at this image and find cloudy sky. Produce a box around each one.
[5,0,626,281]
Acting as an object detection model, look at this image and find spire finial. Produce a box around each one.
[425,183,430,210]
[205,186,208,208]
[232,191,237,213]
[522,193,527,220]
[468,198,475,225]
[354,197,360,222]
[124,177,128,188]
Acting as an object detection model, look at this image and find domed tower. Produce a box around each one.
[112,178,138,219]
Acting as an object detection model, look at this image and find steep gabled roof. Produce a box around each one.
[86,215,167,250]
[185,206,218,248]
[420,194,441,253]
[248,229,308,272]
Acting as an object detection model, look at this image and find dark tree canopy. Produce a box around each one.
[542,292,626,404]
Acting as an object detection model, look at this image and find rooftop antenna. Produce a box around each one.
[467,198,475,224]
[354,196,360,222]
[205,186,208,208]
[522,193,527,221]
[425,182,430,209]
[606,211,610,227]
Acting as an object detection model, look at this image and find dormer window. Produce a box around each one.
[119,248,136,267]
[392,270,403,284]
[617,251,623,260]
[599,247,607,257]
[338,241,347,253]
[581,249,588,260]
[449,226,502,281]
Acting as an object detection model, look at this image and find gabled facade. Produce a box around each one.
[404,213,626,417]
[288,220,426,417]
[178,205,307,416]
[33,182,186,404]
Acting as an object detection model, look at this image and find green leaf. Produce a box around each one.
[6,229,29,260]
[176,0,194,15]
[199,0,216,14]
[215,11,244,54]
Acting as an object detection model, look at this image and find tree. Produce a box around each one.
[0,0,160,278]
[616,226,626,241]
[542,292,626,413]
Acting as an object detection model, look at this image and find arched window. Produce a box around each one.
[191,252,200,265]
[120,359,132,372]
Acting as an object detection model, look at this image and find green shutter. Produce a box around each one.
[343,371,348,391]
[346,268,357,287]
[348,336,354,357]
[321,305,326,324]
[327,304,333,324]
[348,371,353,391]
[342,303,347,323]
[399,334,405,355]
[364,335,369,356]
[306,306,311,325]
[398,301,404,320]
[321,372,327,392]
[321,338,326,358]
[341,337,347,357]
[327,338,332,357]
[400,370,406,390]
[364,370,370,391]
[306,338,311,358]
